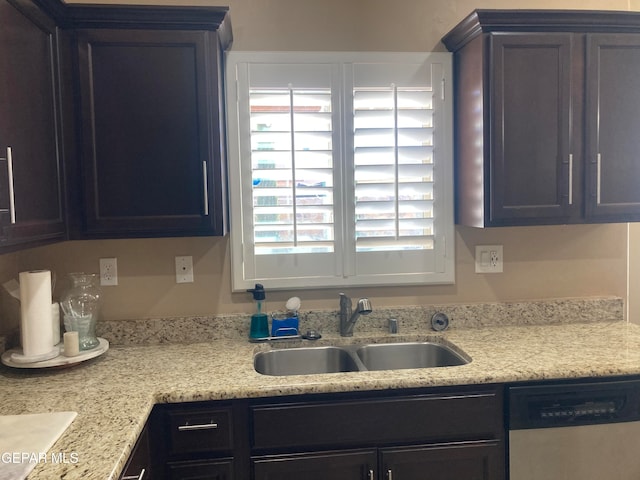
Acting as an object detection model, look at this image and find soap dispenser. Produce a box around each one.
[247,284,269,339]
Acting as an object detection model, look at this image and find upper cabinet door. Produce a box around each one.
[489,33,579,225]
[586,34,640,222]
[75,28,227,238]
[0,0,65,249]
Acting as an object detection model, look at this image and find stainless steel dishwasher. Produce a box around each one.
[508,378,640,480]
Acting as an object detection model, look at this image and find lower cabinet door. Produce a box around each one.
[167,458,233,480]
[380,440,504,480]
[253,450,377,480]
[119,424,151,480]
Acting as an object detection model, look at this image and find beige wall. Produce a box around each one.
[1,0,637,330]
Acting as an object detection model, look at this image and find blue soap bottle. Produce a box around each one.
[247,284,269,339]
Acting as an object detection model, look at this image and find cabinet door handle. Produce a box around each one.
[387,469,393,480]
[6,147,15,224]
[178,422,218,431]
[568,153,573,205]
[202,161,209,216]
[368,469,375,480]
[596,153,602,205]
[121,468,145,480]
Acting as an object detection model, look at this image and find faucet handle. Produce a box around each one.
[339,292,351,308]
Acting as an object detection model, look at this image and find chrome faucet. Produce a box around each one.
[339,293,372,337]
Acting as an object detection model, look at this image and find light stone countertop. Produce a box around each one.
[1,297,639,479]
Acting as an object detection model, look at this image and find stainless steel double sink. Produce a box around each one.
[254,341,469,376]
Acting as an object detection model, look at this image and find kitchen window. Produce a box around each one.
[226,52,454,290]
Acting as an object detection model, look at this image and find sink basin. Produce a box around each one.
[254,340,469,376]
[355,342,468,371]
[254,346,360,376]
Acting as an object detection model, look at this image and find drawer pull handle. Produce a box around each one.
[568,153,573,205]
[368,469,375,480]
[178,422,219,431]
[596,153,602,204]
[122,468,145,480]
[6,147,15,224]
[387,469,393,480]
[202,161,209,216]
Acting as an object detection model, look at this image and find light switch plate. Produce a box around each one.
[175,256,194,283]
[475,245,503,273]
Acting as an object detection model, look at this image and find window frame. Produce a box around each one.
[225,51,454,291]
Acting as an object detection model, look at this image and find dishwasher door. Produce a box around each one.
[508,379,640,480]
[509,421,640,480]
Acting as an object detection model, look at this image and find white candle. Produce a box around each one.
[63,332,79,357]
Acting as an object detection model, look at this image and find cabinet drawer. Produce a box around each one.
[167,407,233,455]
[252,389,502,451]
[167,458,233,480]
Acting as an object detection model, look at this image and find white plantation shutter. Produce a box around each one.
[226,52,453,290]
[346,60,450,281]
[250,87,335,255]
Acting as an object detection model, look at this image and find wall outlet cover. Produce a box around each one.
[99,257,118,286]
[475,245,503,273]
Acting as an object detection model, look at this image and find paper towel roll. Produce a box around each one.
[19,270,54,358]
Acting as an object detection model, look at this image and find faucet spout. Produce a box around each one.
[339,293,372,336]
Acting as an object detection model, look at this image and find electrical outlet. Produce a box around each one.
[475,245,503,273]
[175,256,194,283]
[99,257,118,286]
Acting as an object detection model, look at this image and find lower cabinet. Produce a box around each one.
[253,441,501,480]
[146,386,505,480]
[149,403,240,480]
[253,450,376,480]
[380,441,502,480]
[119,424,151,480]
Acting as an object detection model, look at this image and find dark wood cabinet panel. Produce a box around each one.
[74,24,229,238]
[443,10,640,227]
[0,0,232,253]
[147,387,505,480]
[489,33,579,225]
[119,423,151,480]
[251,387,504,480]
[150,402,246,480]
[253,450,376,480]
[0,0,65,250]
[381,441,503,480]
[165,406,234,456]
[585,34,640,222]
[167,458,233,480]
[252,390,501,451]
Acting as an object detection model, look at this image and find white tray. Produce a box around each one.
[1,338,109,369]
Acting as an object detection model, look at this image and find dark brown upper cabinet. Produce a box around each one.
[585,33,640,222]
[0,0,67,251]
[68,5,232,238]
[442,10,640,227]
